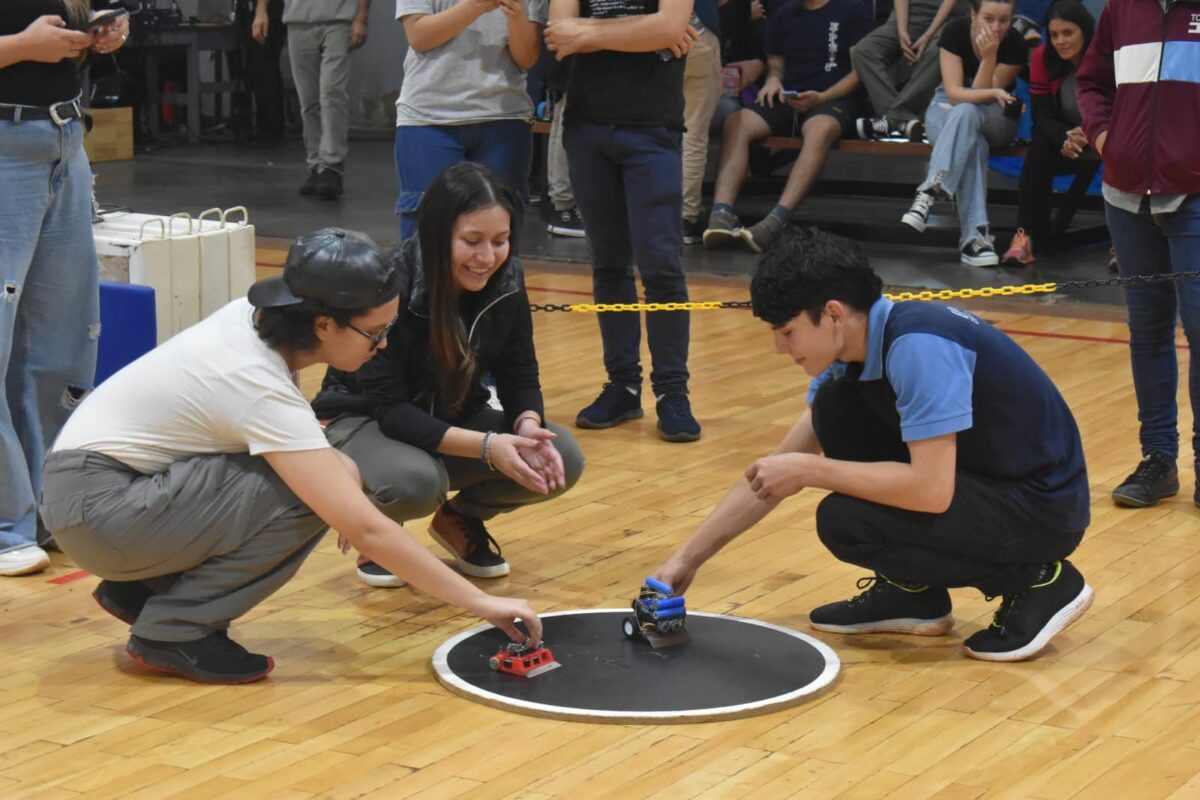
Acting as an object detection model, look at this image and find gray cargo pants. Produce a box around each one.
[41,450,328,642]
[324,408,585,523]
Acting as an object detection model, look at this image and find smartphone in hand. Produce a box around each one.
[657,12,704,61]
[86,8,129,31]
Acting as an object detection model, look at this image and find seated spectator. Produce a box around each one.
[708,0,767,138]
[851,0,960,140]
[901,0,1028,267]
[703,0,872,253]
[1002,0,1094,265]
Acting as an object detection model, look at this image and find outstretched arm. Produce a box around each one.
[653,410,821,594]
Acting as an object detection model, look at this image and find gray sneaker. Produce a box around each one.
[740,214,785,253]
[702,209,742,250]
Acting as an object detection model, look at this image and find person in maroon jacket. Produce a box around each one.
[1077,0,1200,509]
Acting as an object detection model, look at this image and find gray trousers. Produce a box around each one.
[287,22,352,175]
[850,7,945,122]
[547,94,574,211]
[325,408,585,523]
[41,450,327,642]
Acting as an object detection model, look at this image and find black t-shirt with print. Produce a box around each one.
[766,0,872,93]
[938,16,1028,85]
[0,0,84,106]
[565,0,688,129]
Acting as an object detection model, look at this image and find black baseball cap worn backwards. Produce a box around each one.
[248,227,398,309]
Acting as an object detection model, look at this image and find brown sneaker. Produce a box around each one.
[428,503,510,578]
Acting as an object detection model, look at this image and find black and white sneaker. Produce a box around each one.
[682,217,705,245]
[960,236,1000,267]
[127,631,274,684]
[547,207,586,237]
[856,116,894,140]
[901,190,939,232]
[809,575,955,635]
[1112,451,1179,507]
[963,560,1093,661]
[356,556,407,588]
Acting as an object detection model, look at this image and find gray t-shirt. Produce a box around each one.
[283,0,360,24]
[394,0,547,125]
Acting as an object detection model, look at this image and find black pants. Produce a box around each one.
[810,378,1084,596]
[1016,132,1077,247]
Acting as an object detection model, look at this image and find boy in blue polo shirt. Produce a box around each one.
[651,228,1094,661]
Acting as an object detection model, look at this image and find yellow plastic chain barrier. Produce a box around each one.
[551,283,1063,312]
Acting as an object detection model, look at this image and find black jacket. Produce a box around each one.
[312,238,544,453]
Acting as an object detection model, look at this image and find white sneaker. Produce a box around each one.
[0,545,51,576]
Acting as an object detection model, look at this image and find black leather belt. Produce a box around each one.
[0,98,89,128]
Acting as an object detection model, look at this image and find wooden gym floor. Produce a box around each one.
[1,249,1198,799]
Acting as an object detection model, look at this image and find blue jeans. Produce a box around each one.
[922,87,1019,248]
[394,120,533,241]
[564,122,690,395]
[0,117,100,553]
[1105,195,1200,461]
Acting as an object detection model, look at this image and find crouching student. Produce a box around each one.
[651,228,1094,661]
[314,162,585,588]
[40,228,542,684]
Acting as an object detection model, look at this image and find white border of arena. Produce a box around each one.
[431,609,841,724]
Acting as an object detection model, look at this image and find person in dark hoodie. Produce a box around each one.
[1077,0,1200,509]
[313,162,585,587]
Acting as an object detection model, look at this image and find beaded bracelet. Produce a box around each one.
[481,431,497,471]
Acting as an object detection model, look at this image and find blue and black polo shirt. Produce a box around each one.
[809,297,1090,532]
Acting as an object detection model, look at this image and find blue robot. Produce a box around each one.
[623,577,688,643]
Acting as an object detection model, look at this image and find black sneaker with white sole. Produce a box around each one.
[961,237,1000,267]
[355,556,407,588]
[963,560,1093,661]
[809,575,955,635]
[127,631,274,684]
[548,207,586,237]
[1111,451,1178,507]
[901,190,939,232]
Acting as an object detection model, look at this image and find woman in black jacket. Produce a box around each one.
[314,162,584,587]
[1001,0,1094,264]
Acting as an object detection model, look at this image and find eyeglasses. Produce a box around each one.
[347,315,398,351]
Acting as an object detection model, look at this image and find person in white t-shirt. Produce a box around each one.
[42,228,543,685]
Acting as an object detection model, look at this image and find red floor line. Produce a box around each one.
[48,570,91,585]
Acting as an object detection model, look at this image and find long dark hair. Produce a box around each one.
[416,161,522,415]
[1042,0,1095,81]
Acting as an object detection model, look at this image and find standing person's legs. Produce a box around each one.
[469,119,535,202]
[394,124,468,241]
[287,24,323,178]
[0,119,98,569]
[1158,196,1200,472]
[680,29,723,227]
[317,22,352,176]
[546,93,575,212]
[610,125,699,440]
[566,121,645,425]
[1106,200,1185,507]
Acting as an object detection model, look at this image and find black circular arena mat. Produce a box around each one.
[432,609,840,723]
